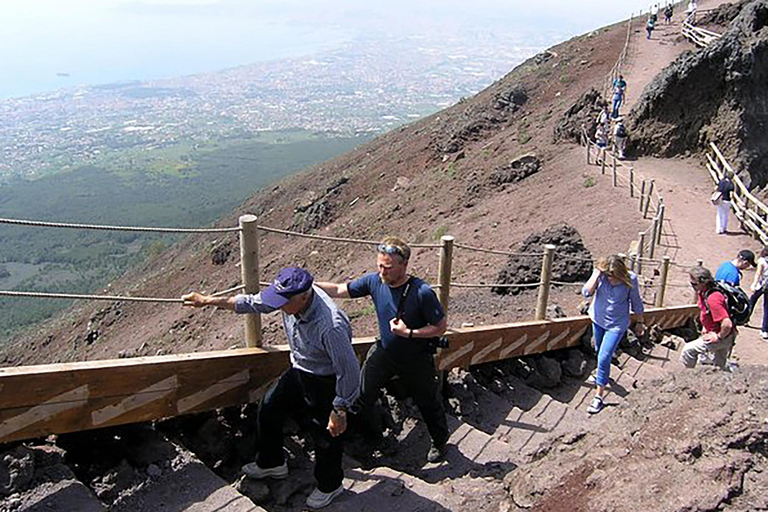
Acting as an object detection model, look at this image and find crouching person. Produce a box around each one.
[182,267,360,509]
[681,266,736,370]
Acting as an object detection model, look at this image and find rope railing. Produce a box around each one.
[0,217,241,234]
[0,284,246,304]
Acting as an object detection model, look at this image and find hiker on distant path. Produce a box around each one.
[715,249,756,286]
[613,118,628,159]
[650,4,659,24]
[664,3,674,23]
[646,16,656,39]
[714,170,735,234]
[582,255,645,415]
[686,0,698,21]
[316,236,450,463]
[748,247,768,340]
[596,103,610,132]
[611,75,627,118]
[681,266,736,370]
[182,267,360,509]
[595,124,608,150]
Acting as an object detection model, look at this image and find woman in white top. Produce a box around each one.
[749,246,768,339]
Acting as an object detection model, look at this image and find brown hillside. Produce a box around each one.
[2,21,645,366]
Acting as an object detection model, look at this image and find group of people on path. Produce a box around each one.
[595,76,628,160]
[180,228,767,503]
[181,237,448,509]
[646,3,676,39]
[582,246,766,416]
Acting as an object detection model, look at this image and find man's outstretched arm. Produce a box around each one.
[315,281,351,299]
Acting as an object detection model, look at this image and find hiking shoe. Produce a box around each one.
[306,485,344,509]
[242,461,288,480]
[586,396,604,414]
[761,331,768,340]
[427,442,446,463]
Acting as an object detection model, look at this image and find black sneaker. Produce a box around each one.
[427,442,446,463]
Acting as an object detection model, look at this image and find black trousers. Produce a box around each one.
[358,341,449,447]
[257,368,343,492]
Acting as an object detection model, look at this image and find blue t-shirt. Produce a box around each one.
[715,261,740,286]
[582,272,644,332]
[348,273,445,359]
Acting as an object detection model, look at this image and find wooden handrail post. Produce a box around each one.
[655,256,671,307]
[535,244,556,321]
[601,148,606,175]
[629,252,637,272]
[586,140,591,165]
[629,167,635,198]
[239,214,262,347]
[612,155,617,186]
[437,235,454,314]
[656,199,665,245]
[649,214,659,259]
[637,231,645,275]
[643,179,655,219]
[639,179,646,212]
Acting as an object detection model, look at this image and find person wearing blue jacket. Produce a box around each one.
[582,255,645,414]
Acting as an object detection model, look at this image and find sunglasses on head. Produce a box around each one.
[377,243,406,259]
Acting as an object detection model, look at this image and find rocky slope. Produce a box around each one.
[629,0,768,189]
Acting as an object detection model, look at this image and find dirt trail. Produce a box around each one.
[584,0,768,365]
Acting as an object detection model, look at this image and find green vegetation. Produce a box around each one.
[583,175,596,188]
[434,226,449,240]
[0,132,367,341]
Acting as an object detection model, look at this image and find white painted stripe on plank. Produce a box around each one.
[524,331,550,355]
[177,370,250,413]
[0,385,89,439]
[91,375,178,426]
[471,338,503,365]
[499,334,528,359]
[546,329,570,351]
[439,341,475,370]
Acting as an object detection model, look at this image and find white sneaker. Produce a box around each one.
[761,331,768,340]
[242,461,288,480]
[586,373,612,389]
[306,485,344,509]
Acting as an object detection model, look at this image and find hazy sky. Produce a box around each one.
[1,0,656,99]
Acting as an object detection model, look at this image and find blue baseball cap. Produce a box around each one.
[261,267,314,309]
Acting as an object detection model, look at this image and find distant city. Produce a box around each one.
[0,32,552,181]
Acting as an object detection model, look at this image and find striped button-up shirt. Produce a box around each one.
[235,285,360,409]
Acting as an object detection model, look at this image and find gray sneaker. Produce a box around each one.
[427,442,446,463]
[586,396,604,414]
[242,461,288,480]
[306,485,344,509]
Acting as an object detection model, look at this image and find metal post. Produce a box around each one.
[656,200,665,245]
[239,214,262,347]
[637,231,645,275]
[629,167,635,198]
[612,155,617,186]
[655,256,671,307]
[586,139,591,165]
[535,244,556,321]
[643,179,655,219]
[639,179,646,212]
[437,235,454,314]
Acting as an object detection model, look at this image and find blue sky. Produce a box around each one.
[0,0,658,99]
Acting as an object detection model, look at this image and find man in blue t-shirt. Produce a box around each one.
[715,249,756,286]
[317,236,449,463]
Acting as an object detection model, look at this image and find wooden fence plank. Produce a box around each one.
[0,307,698,445]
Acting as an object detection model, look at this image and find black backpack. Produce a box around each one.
[705,282,752,326]
[615,124,627,138]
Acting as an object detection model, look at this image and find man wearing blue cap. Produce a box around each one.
[182,267,360,509]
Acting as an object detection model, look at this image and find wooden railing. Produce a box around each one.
[705,142,768,245]
[0,304,698,444]
[681,12,722,47]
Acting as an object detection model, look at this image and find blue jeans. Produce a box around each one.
[593,323,626,387]
[612,95,623,118]
[749,286,768,332]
